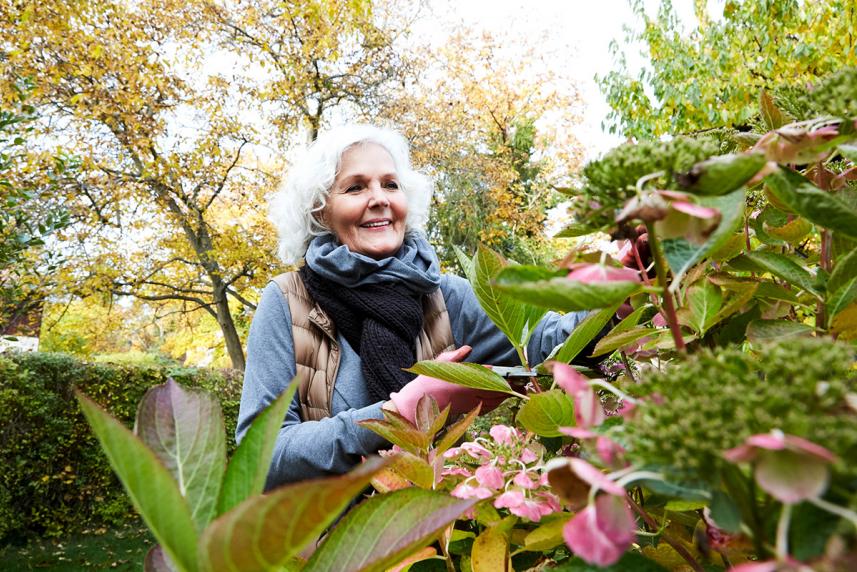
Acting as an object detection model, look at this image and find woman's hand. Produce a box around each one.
[386,345,508,424]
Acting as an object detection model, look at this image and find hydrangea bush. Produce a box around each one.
[79,69,857,571]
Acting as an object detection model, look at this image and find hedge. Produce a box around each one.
[0,351,242,542]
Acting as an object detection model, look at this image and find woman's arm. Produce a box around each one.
[440,274,587,367]
[237,282,388,489]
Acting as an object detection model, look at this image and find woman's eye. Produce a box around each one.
[385,181,399,189]
[345,184,362,193]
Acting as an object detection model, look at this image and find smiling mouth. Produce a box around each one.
[361,220,392,228]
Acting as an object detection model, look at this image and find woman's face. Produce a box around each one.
[323,143,408,259]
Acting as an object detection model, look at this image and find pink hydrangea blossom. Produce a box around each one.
[475,465,505,490]
[451,482,494,500]
[441,466,471,478]
[568,458,626,496]
[494,490,556,522]
[513,470,538,489]
[489,425,519,446]
[519,448,538,464]
[724,430,837,504]
[460,442,492,459]
[563,494,637,567]
[553,362,606,428]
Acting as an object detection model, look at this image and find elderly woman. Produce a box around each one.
[237,124,586,489]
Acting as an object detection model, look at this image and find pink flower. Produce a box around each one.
[460,442,492,459]
[617,190,722,245]
[441,467,471,478]
[489,425,518,446]
[724,430,837,504]
[563,494,637,567]
[560,427,626,467]
[475,465,505,490]
[442,447,462,459]
[451,482,494,500]
[567,458,625,496]
[566,263,641,284]
[513,470,538,490]
[536,491,562,513]
[494,490,554,522]
[553,362,606,429]
[519,448,538,464]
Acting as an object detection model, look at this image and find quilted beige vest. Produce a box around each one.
[271,272,455,421]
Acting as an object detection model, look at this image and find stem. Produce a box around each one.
[620,351,637,383]
[817,229,831,332]
[644,222,686,353]
[589,379,640,404]
[775,503,792,561]
[809,496,857,529]
[627,495,705,572]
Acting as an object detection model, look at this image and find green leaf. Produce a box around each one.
[746,320,814,343]
[414,395,447,436]
[553,552,669,571]
[471,526,508,572]
[828,280,857,318]
[387,451,435,489]
[591,326,654,357]
[217,379,298,516]
[202,457,390,572]
[677,152,767,196]
[682,280,723,336]
[522,513,572,552]
[827,247,857,296]
[135,380,225,532]
[304,488,476,572]
[765,168,857,239]
[734,251,821,298]
[473,245,547,349]
[662,187,747,284]
[436,405,481,456]
[764,217,813,243]
[516,390,574,437]
[554,223,595,238]
[610,303,650,335]
[454,245,476,283]
[755,281,800,302]
[359,415,431,456]
[495,267,641,312]
[76,392,199,572]
[709,490,741,534]
[552,302,621,364]
[708,282,758,328]
[760,89,786,130]
[406,361,515,395]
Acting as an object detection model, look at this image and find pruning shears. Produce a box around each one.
[490,366,539,378]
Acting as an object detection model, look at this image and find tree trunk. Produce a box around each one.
[212,282,246,371]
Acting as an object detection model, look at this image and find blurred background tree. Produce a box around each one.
[599,0,857,139]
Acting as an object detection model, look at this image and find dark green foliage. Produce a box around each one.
[570,137,719,231]
[626,338,857,481]
[0,352,241,542]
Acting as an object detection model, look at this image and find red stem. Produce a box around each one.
[645,222,686,353]
[627,495,704,572]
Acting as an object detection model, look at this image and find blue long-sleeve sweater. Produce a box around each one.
[236,236,585,489]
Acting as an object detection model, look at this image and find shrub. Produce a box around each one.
[0,351,242,542]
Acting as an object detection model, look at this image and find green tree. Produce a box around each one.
[599,0,857,139]
[0,79,69,335]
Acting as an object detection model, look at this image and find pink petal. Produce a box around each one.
[509,498,548,522]
[461,442,492,459]
[671,201,721,219]
[569,458,626,496]
[441,467,472,477]
[755,450,830,504]
[782,434,837,463]
[475,465,505,490]
[552,362,590,395]
[652,312,668,327]
[519,448,539,464]
[442,447,463,459]
[566,263,641,284]
[656,189,691,201]
[563,496,636,567]
[537,492,563,513]
[494,490,525,509]
[575,386,607,429]
[513,470,538,490]
[489,425,518,446]
[451,482,494,500]
[560,426,596,439]
[596,436,627,466]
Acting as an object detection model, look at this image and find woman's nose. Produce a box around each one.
[367,182,389,207]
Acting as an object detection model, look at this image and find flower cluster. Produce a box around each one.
[625,338,857,480]
[807,67,857,119]
[442,425,560,522]
[570,136,719,232]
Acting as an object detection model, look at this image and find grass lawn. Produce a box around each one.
[0,522,154,571]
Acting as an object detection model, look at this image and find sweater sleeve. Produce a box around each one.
[441,274,587,367]
[236,282,388,489]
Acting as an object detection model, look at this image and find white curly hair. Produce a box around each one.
[269,124,433,265]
